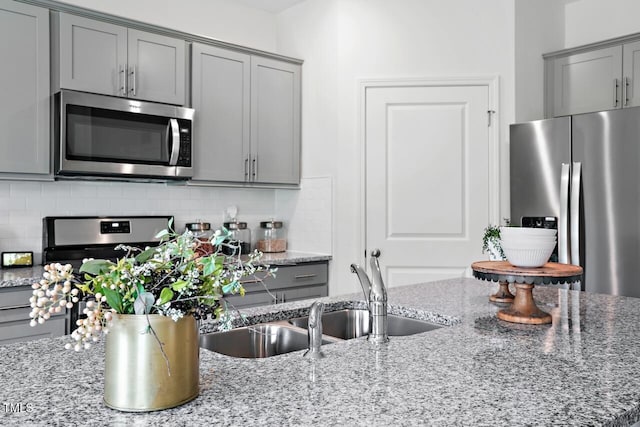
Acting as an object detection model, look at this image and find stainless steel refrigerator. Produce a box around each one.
[510,107,640,297]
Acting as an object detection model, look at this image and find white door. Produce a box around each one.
[365,82,492,287]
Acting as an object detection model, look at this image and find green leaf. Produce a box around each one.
[171,280,189,292]
[102,286,123,313]
[79,259,113,276]
[158,287,174,305]
[135,247,156,263]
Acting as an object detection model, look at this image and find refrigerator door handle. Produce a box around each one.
[559,163,571,264]
[570,162,582,266]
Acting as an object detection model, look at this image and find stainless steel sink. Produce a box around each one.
[288,309,442,340]
[200,323,335,358]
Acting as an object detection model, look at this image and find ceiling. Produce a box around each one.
[233,0,307,13]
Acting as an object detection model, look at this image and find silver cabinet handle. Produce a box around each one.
[614,78,619,107]
[130,65,137,96]
[295,274,317,279]
[252,156,257,180]
[625,77,631,106]
[570,162,582,266]
[168,118,180,166]
[244,158,249,181]
[120,65,127,95]
[558,163,571,264]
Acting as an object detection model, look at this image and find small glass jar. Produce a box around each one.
[256,220,287,253]
[222,221,251,255]
[185,221,213,255]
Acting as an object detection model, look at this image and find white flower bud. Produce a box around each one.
[43,313,50,320]
[86,301,94,308]
[84,342,91,350]
[29,320,37,327]
[37,317,45,324]
[31,283,39,289]
[71,289,79,296]
[74,343,81,352]
[95,293,102,300]
[66,302,73,309]
[72,297,79,303]
[64,343,72,350]
[59,300,67,307]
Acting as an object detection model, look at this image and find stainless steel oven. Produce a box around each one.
[55,90,194,180]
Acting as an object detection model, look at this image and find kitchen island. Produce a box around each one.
[1,277,639,426]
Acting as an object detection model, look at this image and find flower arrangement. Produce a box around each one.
[29,220,272,351]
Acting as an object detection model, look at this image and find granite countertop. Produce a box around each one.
[1,277,640,426]
[0,251,331,289]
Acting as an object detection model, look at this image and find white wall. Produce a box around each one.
[57,0,278,51]
[564,0,640,48]
[276,0,516,295]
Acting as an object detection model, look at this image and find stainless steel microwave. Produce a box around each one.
[55,90,194,180]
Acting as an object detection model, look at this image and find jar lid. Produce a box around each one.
[185,222,211,232]
[260,220,283,229]
[223,221,247,230]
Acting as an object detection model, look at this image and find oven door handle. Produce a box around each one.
[168,118,181,166]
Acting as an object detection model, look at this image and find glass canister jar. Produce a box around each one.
[185,221,213,255]
[222,221,251,255]
[256,220,287,253]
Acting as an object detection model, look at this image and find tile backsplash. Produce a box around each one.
[0,180,276,263]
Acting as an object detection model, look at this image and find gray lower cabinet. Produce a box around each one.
[547,39,640,117]
[191,43,301,186]
[223,262,328,309]
[56,12,186,105]
[0,0,50,177]
[0,287,66,346]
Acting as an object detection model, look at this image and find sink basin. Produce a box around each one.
[288,309,441,340]
[200,323,335,358]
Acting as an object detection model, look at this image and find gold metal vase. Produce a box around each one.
[104,314,199,412]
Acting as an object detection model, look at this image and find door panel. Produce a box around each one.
[59,13,126,96]
[365,84,489,288]
[191,43,250,182]
[623,40,640,108]
[128,29,185,105]
[572,108,640,297]
[553,46,622,116]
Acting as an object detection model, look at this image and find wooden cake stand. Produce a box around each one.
[471,261,583,325]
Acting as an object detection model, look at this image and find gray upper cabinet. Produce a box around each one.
[0,0,50,177]
[191,44,301,186]
[58,13,186,105]
[251,57,301,185]
[622,40,640,108]
[547,37,640,117]
[552,46,622,116]
[191,44,250,182]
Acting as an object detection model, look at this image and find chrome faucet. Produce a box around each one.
[350,249,389,344]
[303,301,325,359]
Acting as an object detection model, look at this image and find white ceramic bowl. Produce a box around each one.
[501,242,555,268]
[500,239,556,250]
[500,226,557,238]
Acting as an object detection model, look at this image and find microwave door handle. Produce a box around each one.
[168,118,180,166]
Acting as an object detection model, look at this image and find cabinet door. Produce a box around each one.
[59,13,127,97]
[623,40,640,108]
[128,29,186,105]
[0,0,50,175]
[251,57,301,185]
[191,44,250,182]
[553,46,623,116]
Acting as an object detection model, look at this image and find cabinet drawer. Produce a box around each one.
[0,316,65,346]
[261,262,328,291]
[282,284,328,303]
[223,291,274,309]
[0,287,34,310]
